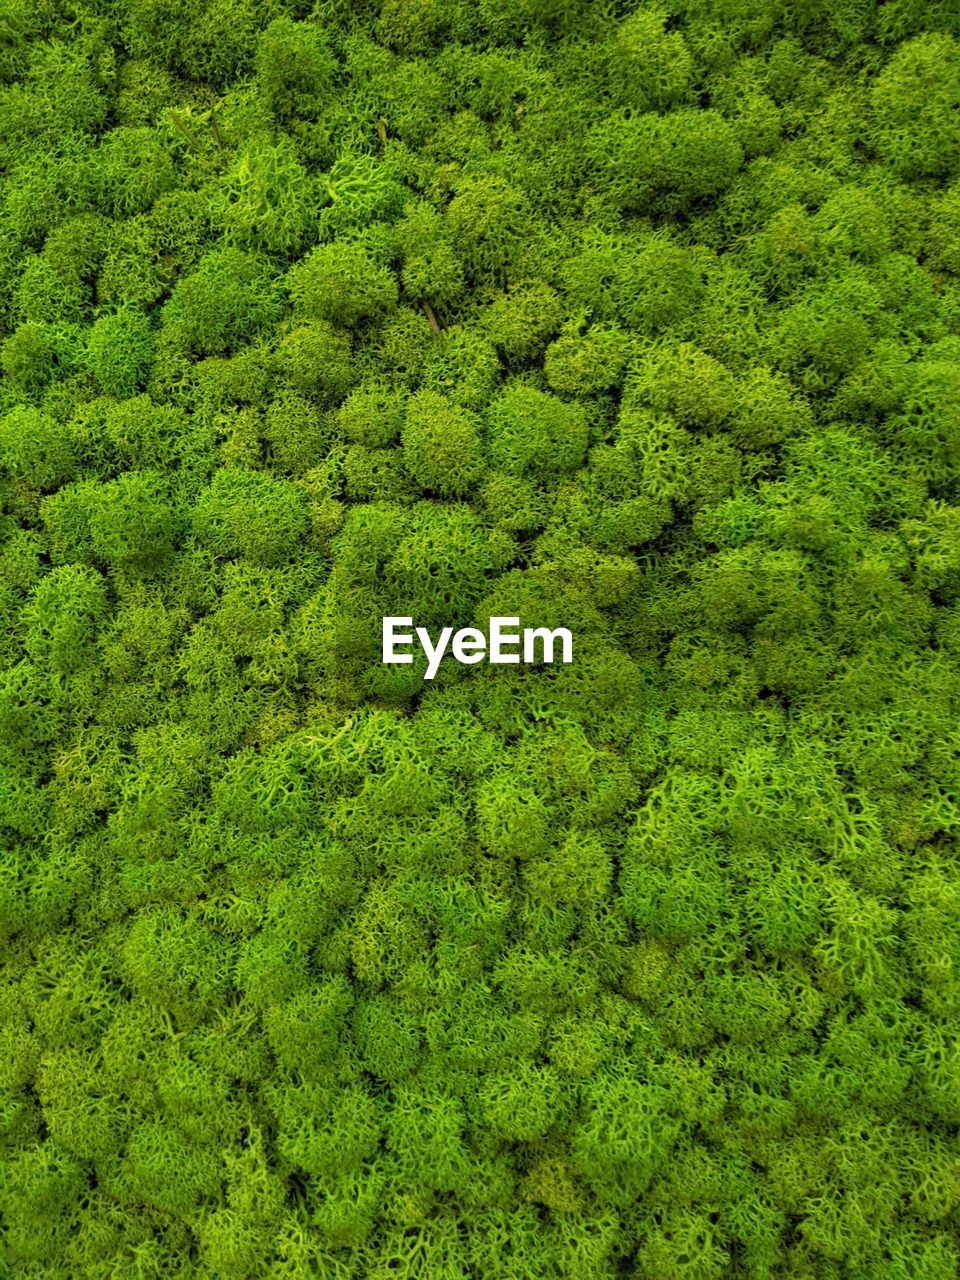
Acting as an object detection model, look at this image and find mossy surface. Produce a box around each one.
[2,2,960,1276]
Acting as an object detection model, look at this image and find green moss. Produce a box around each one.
[1,4,959,1277]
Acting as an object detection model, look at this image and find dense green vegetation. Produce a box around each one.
[2,0,960,1275]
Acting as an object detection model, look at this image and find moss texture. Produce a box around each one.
[2,1,960,1276]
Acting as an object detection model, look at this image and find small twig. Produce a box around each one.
[168,109,201,151]
[422,301,442,335]
[208,104,227,151]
